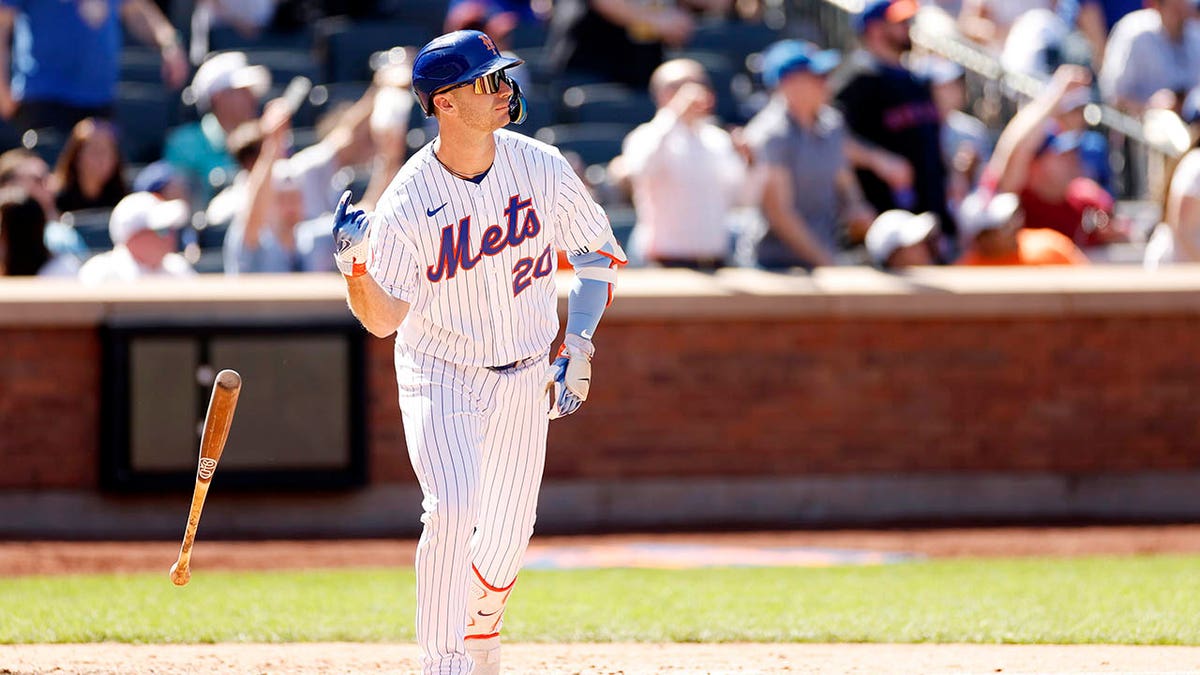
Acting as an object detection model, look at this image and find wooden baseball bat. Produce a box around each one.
[170,369,242,586]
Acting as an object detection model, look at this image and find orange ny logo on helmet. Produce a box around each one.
[478,34,499,56]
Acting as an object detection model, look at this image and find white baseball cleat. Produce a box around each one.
[466,635,501,675]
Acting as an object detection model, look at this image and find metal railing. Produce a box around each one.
[792,0,1186,202]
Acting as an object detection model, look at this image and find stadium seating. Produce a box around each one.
[114,82,173,164]
[61,208,114,251]
[534,123,632,168]
[315,18,434,83]
[561,83,656,125]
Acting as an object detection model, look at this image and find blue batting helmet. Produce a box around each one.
[411,30,526,123]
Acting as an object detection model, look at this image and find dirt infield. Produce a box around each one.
[4,526,1200,674]
[4,524,1200,576]
[3,642,1200,674]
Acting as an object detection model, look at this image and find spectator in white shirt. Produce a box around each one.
[78,191,194,283]
[1099,0,1200,115]
[614,58,748,270]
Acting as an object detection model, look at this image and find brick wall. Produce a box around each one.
[0,328,99,488]
[5,307,1200,492]
[362,314,1200,483]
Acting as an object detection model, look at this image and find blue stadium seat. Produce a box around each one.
[507,20,549,50]
[561,83,656,125]
[534,123,632,168]
[605,204,636,250]
[62,208,114,251]
[316,18,434,83]
[22,127,66,166]
[380,0,449,37]
[119,48,165,84]
[114,82,173,164]
[208,26,313,52]
[242,48,320,84]
[686,20,784,65]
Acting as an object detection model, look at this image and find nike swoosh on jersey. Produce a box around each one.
[426,202,448,217]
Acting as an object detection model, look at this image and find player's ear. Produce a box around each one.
[433,92,455,116]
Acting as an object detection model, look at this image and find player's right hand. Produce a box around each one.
[333,190,371,278]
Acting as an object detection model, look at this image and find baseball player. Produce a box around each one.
[331,30,626,675]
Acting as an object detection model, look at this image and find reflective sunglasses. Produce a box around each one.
[437,70,510,97]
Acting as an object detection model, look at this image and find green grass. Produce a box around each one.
[2,556,1198,644]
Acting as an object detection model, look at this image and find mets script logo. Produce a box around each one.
[198,457,217,481]
[426,194,542,283]
[478,34,499,56]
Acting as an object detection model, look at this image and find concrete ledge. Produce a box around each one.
[4,266,1200,326]
[4,472,1197,539]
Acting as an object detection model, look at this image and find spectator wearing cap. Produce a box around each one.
[743,40,874,269]
[981,65,1122,247]
[956,190,1089,265]
[609,58,747,270]
[1145,88,1200,267]
[133,160,188,203]
[163,52,271,207]
[1100,0,1200,116]
[77,191,194,283]
[864,208,937,269]
[0,0,187,135]
[834,0,954,249]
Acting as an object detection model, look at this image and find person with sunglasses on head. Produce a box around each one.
[330,30,626,675]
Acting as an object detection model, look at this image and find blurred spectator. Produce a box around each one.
[1145,92,1200,267]
[194,0,279,41]
[0,185,78,276]
[53,118,128,214]
[0,148,87,260]
[864,208,937,269]
[1052,85,1112,192]
[992,3,1109,73]
[545,0,722,89]
[358,69,414,211]
[220,84,376,274]
[609,58,746,269]
[78,191,194,282]
[912,55,990,213]
[958,0,1053,52]
[744,40,874,269]
[0,0,187,135]
[834,0,953,247]
[1099,0,1200,116]
[133,160,189,203]
[444,0,540,49]
[981,65,1121,247]
[164,52,271,207]
[956,189,1089,264]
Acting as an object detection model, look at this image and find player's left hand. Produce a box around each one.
[333,190,371,277]
[543,333,594,419]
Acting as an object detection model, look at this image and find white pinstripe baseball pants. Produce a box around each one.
[395,346,550,675]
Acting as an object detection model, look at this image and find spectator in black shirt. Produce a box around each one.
[833,0,954,247]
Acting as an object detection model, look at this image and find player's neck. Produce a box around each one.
[433,131,496,179]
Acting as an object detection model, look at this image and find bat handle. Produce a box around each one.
[170,480,210,586]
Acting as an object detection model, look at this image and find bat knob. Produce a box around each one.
[169,561,190,586]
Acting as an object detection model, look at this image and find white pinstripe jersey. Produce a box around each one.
[367,129,611,367]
